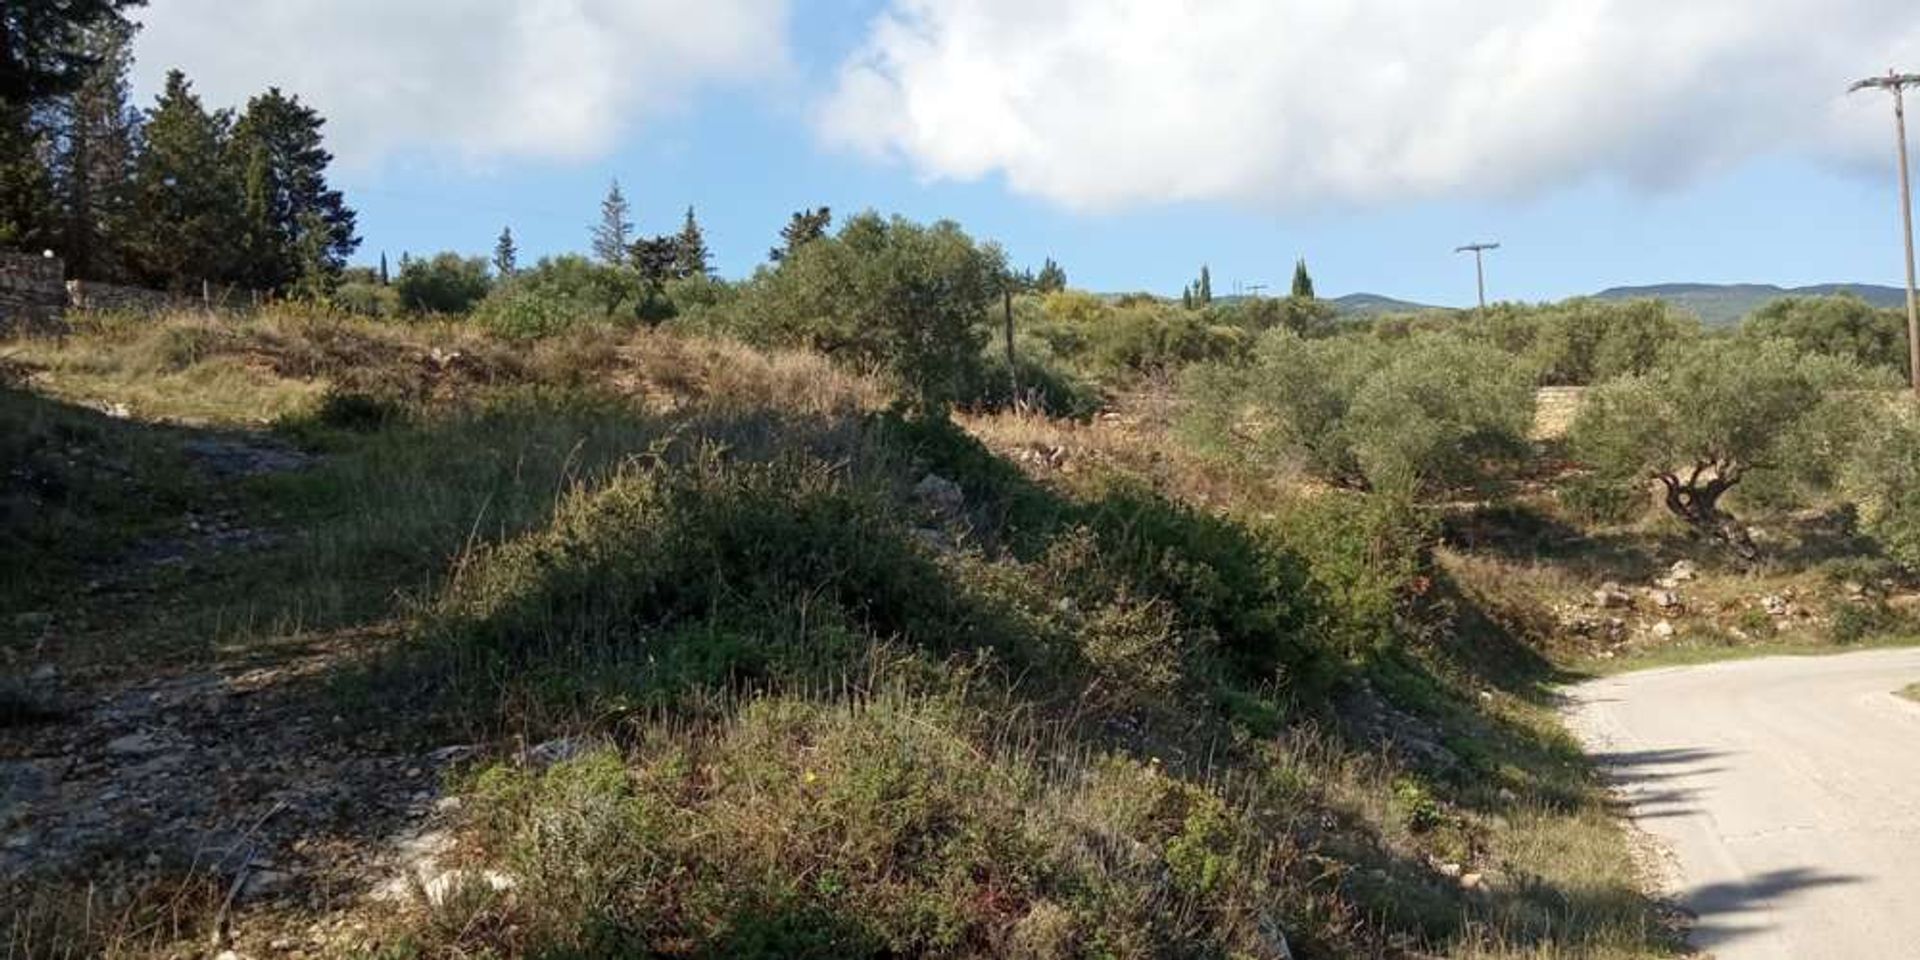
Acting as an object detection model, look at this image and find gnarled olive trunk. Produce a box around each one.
[1656,461,1758,562]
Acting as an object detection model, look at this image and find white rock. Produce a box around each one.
[422,869,517,907]
[1668,560,1698,582]
[1651,621,1677,640]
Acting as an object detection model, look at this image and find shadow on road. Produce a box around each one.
[1687,867,1863,953]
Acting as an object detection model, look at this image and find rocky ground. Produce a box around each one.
[1,436,481,957]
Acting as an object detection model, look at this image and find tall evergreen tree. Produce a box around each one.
[771,206,831,261]
[1198,265,1213,305]
[52,19,139,279]
[0,104,56,249]
[673,206,710,277]
[228,87,357,294]
[379,251,390,285]
[591,179,632,266]
[1035,257,1067,293]
[126,70,239,291]
[1,0,145,105]
[1181,284,1194,310]
[1291,258,1315,300]
[493,225,518,278]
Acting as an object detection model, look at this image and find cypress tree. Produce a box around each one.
[1198,265,1212,305]
[1182,284,1194,310]
[493,226,517,278]
[378,251,389,285]
[1291,258,1315,300]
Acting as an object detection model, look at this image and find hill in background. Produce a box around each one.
[1318,282,1909,326]
[1588,282,1909,327]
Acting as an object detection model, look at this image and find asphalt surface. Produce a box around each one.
[1567,648,1920,960]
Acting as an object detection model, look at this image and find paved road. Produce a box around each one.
[1567,648,1920,960]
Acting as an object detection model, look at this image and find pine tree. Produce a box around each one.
[52,19,138,280]
[0,104,56,249]
[228,87,358,294]
[591,179,632,266]
[1291,258,1315,300]
[1035,257,1067,293]
[126,70,240,292]
[1198,265,1212,305]
[494,225,517,278]
[771,206,831,261]
[1,0,146,105]
[672,206,710,278]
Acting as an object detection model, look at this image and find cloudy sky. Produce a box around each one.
[132,0,1920,304]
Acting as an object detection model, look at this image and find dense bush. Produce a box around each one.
[471,255,648,338]
[395,252,493,315]
[1182,332,1534,494]
[733,213,1006,413]
[1744,294,1910,376]
[1842,408,1920,570]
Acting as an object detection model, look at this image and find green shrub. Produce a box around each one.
[313,388,403,433]
[395,252,492,315]
[472,255,647,339]
[1831,602,1910,645]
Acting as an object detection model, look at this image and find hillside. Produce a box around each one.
[1320,283,1909,326]
[1589,282,1908,326]
[1329,292,1449,317]
[5,303,1914,958]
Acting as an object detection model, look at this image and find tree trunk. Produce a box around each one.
[1658,469,1758,562]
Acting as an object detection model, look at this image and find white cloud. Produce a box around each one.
[819,0,1920,210]
[133,0,791,168]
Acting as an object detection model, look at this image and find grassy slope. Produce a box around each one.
[4,309,1826,958]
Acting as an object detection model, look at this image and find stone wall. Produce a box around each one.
[0,252,68,335]
[67,278,179,315]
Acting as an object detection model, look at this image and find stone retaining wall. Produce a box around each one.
[0,252,67,335]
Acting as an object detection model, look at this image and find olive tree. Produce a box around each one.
[1744,294,1909,377]
[737,212,1006,414]
[1569,338,1886,558]
[1842,408,1920,570]
[1181,332,1534,495]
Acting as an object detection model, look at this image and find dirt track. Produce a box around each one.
[1568,648,1920,959]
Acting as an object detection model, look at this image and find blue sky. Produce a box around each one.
[130,1,1920,307]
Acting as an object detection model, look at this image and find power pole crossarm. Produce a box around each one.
[1455,242,1500,309]
[1851,70,1920,397]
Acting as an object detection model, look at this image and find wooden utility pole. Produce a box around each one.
[1455,242,1500,309]
[1850,70,1920,397]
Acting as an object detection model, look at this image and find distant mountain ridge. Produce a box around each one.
[1587,283,1908,327]
[1322,282,1909,326]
